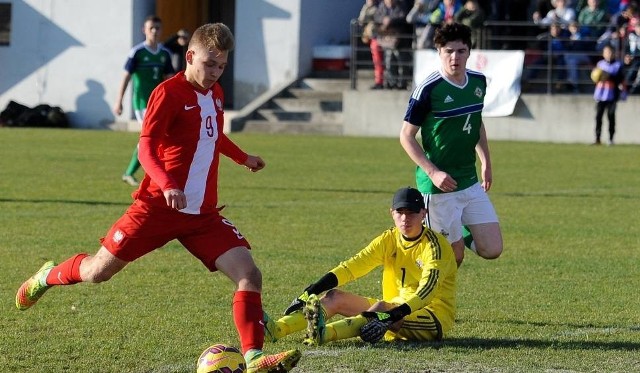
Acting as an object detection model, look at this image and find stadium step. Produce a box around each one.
[231,76,348,135]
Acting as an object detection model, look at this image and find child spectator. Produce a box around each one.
[591,43,626,145]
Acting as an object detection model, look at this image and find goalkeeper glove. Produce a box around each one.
[283,272,338,315]
[359,311,395,343]
[283,290,310,315]
[359,305,410,343]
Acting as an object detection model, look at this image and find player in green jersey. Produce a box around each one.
[400,22,502,266]
[262,187,457,345]
[113,15,175,186]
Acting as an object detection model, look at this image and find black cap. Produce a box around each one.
[392,187,425,213]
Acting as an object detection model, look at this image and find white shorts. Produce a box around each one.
[134,108,147,124]
[423,183,498,243]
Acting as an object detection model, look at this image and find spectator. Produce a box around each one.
[420,0,463,49]
[454,0,486,48]
[597,22,628,60]
[375,0,413,89]
[164,28,190,71]
[535,0,577,26]
[430,0,463,25]
[591,43,626,145]
[609,1,639,32]
[574,0,609,13]
[565,21,594,92]
[532,0,557,24]
[406,0,440,49]
[578,0,610,38]
[623,22,640,92]
[526,23,569,88]
[359,0,386,89]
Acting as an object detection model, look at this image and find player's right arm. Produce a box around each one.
[400,121,457,192]
[113,73,131,116]
[138,84,184,210]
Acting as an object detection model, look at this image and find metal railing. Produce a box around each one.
[349,19,611,94]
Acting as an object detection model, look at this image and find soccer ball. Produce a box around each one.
[590,67,609,83]
[197,344,246,373]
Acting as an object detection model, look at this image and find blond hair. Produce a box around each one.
[189,23,235,52]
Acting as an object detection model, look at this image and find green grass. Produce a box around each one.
[1,127,639,372]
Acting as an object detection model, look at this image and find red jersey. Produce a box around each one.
[134,72,248,214]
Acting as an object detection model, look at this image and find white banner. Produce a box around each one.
[414,50,525,117]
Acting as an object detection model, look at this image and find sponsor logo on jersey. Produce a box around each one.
[444,95,454,103]
[475,87,483,98]
[184,105,197,111]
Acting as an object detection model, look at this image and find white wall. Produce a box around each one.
[233,0,301,108]
[0,0,155,128]
[233,0,361,108]
[1,0,361,127]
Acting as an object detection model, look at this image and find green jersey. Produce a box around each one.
[404,69,486,194]
[124,42,174,111]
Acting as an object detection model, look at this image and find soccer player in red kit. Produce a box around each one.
[16,23,301,373]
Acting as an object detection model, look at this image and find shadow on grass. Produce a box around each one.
[438,337,640,351]
[380,334,640,351]
[499,191,638,199]
[0,198,130,206]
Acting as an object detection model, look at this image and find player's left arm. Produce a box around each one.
[217,135,264,172]
[475,121,493,192]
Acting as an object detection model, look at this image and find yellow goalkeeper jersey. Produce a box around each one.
[330,226,457,333]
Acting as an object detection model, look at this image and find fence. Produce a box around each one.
[349,19,613,94]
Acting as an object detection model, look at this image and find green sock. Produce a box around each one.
[244,349,263,363]
[124,146,140,176]
[275,312,307,339]
[463,225,476,252]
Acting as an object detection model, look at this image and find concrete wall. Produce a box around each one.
[344,91,640,144]
[0,0,151,129]
[1,0,361,128]
[233,0,361,108]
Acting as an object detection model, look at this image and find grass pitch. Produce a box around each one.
[1,128,639,372]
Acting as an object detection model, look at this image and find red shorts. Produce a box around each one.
[100,199,251,271]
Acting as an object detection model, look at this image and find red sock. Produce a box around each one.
[232,290,264,354]
[45,253,89,285]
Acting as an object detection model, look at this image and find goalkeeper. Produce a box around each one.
[263,187,457,345]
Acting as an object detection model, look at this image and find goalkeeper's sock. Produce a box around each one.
[325,315,368,342]
[462,226,476,253]
[124,146,141,176]
[275,312,307,338]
